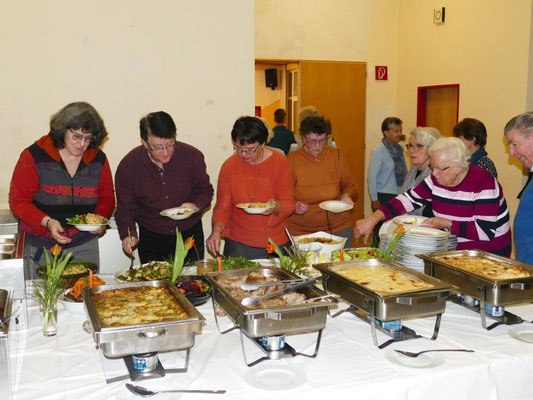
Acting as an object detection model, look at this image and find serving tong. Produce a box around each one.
[240,279,316,307]
[240,278,306,291]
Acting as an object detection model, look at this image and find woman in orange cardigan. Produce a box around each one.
[287,116,357,246]
[206,116,295,259]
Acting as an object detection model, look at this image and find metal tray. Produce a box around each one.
[205,267,337,338]
[418,249,533,306]
[314,258,454,321]
[83,280,205,358]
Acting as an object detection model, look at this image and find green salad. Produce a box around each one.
[116,261,172,281]
[221,256,260,270]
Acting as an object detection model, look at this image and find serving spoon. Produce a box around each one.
[394,348,475,358]
[240,279,316,307]
[126,383,226,397]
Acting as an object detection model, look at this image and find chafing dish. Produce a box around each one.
[418,249,533,329]
[205,267,337,366]
[83,280,205,358]
[314,258,455,348]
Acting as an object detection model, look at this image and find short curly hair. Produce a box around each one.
[453,118,487,147]
[299,116,331,136]
[49,102,108,149]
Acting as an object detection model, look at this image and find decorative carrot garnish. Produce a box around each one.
[340,248,345,261]
[217,256,222,271]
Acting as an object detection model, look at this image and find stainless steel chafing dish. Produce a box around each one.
[418,249,533,329]
[314,258,455,348]
[205,267,337,366]
[82,280,205,358]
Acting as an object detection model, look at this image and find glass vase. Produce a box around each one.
[42,305,57,337]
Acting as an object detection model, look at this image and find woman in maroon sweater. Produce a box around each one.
[355,137,511,256]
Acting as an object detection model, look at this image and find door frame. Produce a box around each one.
[416,84,460,126]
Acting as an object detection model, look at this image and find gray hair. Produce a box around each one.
[504,112,533,138]
[428,137,471,169]
[409,127,442,148]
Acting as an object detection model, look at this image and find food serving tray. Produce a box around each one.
[82,280,205,358]
[314,258,455,347]
[418,250,533,306]
[205,267,336,338]
[418,250,533,329]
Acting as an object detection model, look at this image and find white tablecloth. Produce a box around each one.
[7,277,533,400]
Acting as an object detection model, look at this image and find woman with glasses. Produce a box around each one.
[9,102,115,278]
[400,127,442,217]
[206,116,295,258]
[354,137,511,256]
[286,116,357,246]
[115,111,213,263]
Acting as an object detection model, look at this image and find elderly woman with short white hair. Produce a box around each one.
[355,137,512,256]
[400,127,442,217]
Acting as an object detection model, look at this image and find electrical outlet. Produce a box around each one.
[434,7,445,24]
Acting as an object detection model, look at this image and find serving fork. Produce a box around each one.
[394,348,475,358]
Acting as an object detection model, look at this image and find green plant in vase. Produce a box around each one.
[266,238,308,274]
[170,228,195,283]
[31,244,73,336]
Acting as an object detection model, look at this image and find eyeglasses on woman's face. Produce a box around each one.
[146,141,175,154]
[69,129,94,144]
[304,136,327,145]
[430,164,452,173]
[406,143,424,151]
[233,143,260,154]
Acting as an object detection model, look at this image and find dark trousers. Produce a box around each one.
[223,238,289,260]
[138,220,204,264]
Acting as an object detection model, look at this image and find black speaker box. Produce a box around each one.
[265,68,278,90]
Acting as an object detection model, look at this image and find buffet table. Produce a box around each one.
[7,275,533,400]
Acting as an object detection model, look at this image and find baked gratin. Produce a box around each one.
[92,286,188,327]
[439,256,531,280]
[334,265,434,295]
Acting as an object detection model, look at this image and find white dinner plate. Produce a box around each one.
[160,205,199,220]
[509,327,533,344]
[385,348,445,369]
[319,200,353,213]
[69,223,107,232]
[244,365,307,390]
[404,226,449,238]
[236,203,274,215]
[392,215,428,226]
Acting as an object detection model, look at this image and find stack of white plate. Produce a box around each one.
[379,226,451,272]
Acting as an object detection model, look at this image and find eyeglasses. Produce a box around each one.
[406,144,425,151]
[387,128,403,134]
[146,141,175,153]
[69,129,94,144]
[430,165,452,173]
[305,137,327,145]
[233,143,260,154]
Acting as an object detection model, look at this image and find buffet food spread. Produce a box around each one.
[438,256,531,279]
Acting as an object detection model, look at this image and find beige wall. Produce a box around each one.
[0,1,255,237]
[256,0,533,228]
[396,0,533,231]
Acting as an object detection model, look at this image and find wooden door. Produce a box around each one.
[300,61,367,220]
[417,84,459,136]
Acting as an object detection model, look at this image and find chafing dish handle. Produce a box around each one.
[136,329,167,338]
[396,296,437,305]
[509,282,530,290]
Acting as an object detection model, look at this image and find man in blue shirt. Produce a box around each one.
[268,109,295,155]
[504,112,533,264]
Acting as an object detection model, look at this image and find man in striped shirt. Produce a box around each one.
[355,137,511,256]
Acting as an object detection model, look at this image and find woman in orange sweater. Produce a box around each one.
[206,116,295,259]
[287,116,358,246]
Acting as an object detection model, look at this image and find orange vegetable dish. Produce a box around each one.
[70,276,106,299]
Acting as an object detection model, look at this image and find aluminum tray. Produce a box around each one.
[314,258,454,321]
[418,249,533,306]
[83,280,205,358]
[205,267,337,338]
